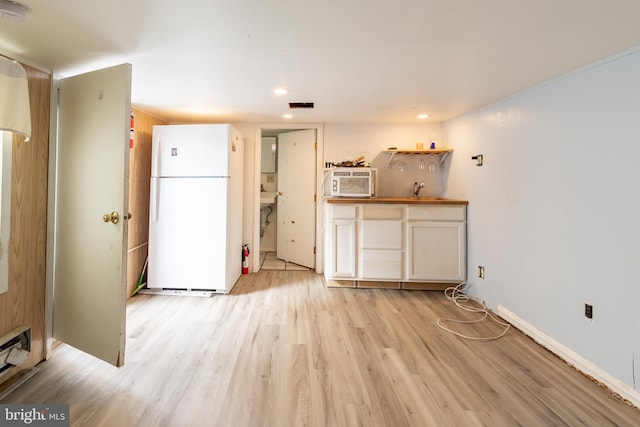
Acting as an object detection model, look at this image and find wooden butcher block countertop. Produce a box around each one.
[325,197,468,205]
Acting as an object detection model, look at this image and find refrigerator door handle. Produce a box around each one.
[152,134,161,177]
[151,179,159,221]
[157,134,162,175]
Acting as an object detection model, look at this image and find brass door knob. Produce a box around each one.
[103,211,120,224]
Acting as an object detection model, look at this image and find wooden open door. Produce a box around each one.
[52,64,131,367]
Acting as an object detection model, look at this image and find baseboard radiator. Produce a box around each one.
[0,326,31,377]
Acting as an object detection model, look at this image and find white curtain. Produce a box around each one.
[0,57,31,140]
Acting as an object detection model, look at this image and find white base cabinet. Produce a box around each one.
[325,201,467,289]
[360,206,403,279]
[407,221,465,281]
[326,205,357,278]
[331,220,357,278]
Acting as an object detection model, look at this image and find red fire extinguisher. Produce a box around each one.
[242,244,250,274]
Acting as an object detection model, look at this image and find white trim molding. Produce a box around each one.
[497,305,640,409]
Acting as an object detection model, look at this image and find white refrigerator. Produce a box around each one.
[148,124,244,293]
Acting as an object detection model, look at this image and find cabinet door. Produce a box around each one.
[407,221,466,281]
[331,220,357,278]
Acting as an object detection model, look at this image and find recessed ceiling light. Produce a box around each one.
[0,0,27,21]
[283,114,293,119]
[273,87,288,95]
[418,114,429,119]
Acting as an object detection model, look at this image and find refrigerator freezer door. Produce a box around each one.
[152,124,232,177]
[148,177,237,291]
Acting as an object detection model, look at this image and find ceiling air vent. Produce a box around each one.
[289,102,314,109]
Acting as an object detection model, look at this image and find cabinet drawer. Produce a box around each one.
[361,250,402,280]
[331,205,357,219]
[361,220,402,249]
[407,206,465,221]
[362,205,403,220]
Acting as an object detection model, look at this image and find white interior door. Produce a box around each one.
[277,129,316,268]
[53,64,131,367]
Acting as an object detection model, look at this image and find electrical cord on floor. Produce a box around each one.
[437,283,511,341]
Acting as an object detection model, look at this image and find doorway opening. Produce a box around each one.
[253,124,324,274]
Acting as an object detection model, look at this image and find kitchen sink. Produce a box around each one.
[392,197,448,201]
[260,192,277,208]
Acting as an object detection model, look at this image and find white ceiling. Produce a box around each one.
[2,0,640,124]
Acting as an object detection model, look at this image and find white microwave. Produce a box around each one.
[330,168,376,197]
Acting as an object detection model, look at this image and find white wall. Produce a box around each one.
[324,123,442,167]
[232,122,257,265]
[443,47,640,397]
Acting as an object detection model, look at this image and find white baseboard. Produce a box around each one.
[497,305,640,409]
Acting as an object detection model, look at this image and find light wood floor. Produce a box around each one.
[2,271,640,426]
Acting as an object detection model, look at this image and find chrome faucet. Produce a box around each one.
[413,181,425,197]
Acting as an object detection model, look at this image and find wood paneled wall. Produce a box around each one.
[0,64,51,384]
[126,109,167,297]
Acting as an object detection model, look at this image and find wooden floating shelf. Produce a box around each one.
[384,148,453,155]
[385,148,453,164]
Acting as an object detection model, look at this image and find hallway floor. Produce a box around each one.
[259,251,311,271]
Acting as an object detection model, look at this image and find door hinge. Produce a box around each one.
[314,194,317,202]
[313,246,316,254]
[314,142,317,151]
